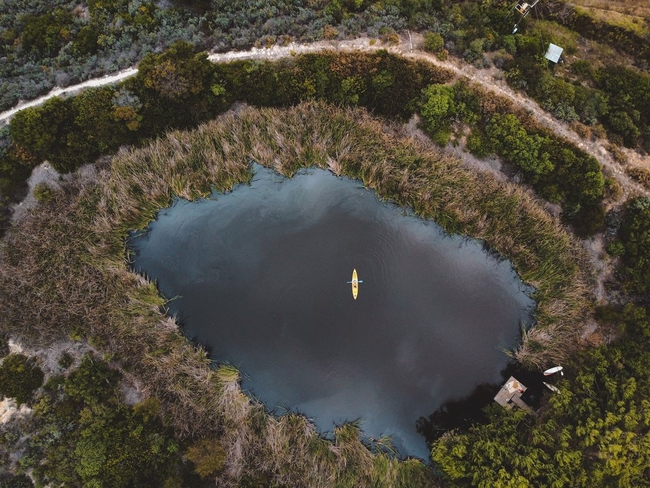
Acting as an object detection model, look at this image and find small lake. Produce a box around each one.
[130,164,535,459]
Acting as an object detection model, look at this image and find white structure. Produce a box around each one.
[545,43,564,63]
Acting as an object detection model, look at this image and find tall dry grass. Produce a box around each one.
[0,102,592,485]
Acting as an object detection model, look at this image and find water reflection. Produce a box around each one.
[130,164,535,459]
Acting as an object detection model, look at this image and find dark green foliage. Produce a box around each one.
[135,41,227,133]
[466,130,490,158]
[10,93,118,173]
[485,113,553,175]
[72,86,131,154]
[184,438,227,478]
[28,354,180,487]
[423,32,444,53]
[420,84,455,144]
[607,110,641,146]
[9,86,142,174]
[432,321,650,486]
[72,26,99,56]
[20,9,75,57]
[503,35,545,89]
[63,354,121,404]
[532,75,579,123]
[529,138,605,233]
[33,183,55,204]
[619,197,650,297]
[57,352,74,369]
[451,79,480,125]
[138,41,213,101]
[572,85,609,126]
[0,126,30,194]
[0,353,44,405]
[0,473,34,488]
[9,97,73,169]
[217,50,453,120]
[563,202,605,238]
[539,142,604,206]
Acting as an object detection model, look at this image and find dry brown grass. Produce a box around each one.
[626,166,650,190]
[0,102,593,485]
[569,0,650,34]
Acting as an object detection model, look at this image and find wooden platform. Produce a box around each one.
[494,376,535,414]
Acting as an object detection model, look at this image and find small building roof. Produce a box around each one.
[545,43,564,63]
[494,376,526,408]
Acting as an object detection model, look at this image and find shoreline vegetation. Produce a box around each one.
[0,0,648,483]
[1,46,609,239]
[0,102,591,485]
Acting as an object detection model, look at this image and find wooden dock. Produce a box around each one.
[494,376,535,414]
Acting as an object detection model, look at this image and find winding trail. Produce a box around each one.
[1,32,647,201]
[3,31,645,342]
[0,68,138,124]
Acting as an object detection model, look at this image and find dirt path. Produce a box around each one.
[0,68,138,125]
[2,33,647,200]
[2,32,647,309]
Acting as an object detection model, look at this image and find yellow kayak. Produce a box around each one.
[351,269,359,300]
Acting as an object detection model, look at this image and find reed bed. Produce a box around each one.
[0,102,592,485]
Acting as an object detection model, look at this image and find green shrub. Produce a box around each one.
[431,127,453,146]
[184,439,227,478]
[420,84,455,134]
[607,241,625,257]
[466,130,491,158]
[485,113,553,175]
[58,352,74,370]
[564,203,605,237]
[619,197,650,297]
[0,473,34,488]
[424,32,444,53]
[30,356,180,487]
[0,353,44,405]
[33,183,54,203]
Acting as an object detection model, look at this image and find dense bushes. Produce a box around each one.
[502,19,650,152]
[431,194,650,486]
[5,47,452,178]
[419,80,605,232]
[0,0,414,113]
[520,63,650,151]
[22,354,182,487]
[0,353,43,405]
[3,44,605,236]
[594,66,650,150]
[485,113,554,175]
[432,318,650,486]
[215,50,453,119]
[618,197,650,297]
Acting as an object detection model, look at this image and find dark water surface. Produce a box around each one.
[130,165,534,459]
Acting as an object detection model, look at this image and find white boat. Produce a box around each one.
[543,366,563,376]
[543,382,561,394]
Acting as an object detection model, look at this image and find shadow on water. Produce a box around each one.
[417,361,548,447]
